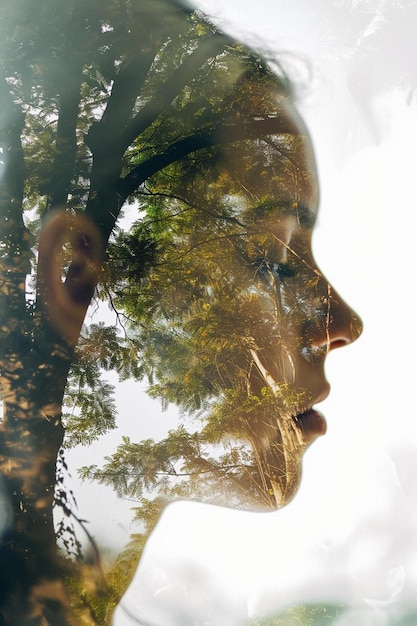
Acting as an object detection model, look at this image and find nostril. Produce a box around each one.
[323,286,363,349]
[328,338,350,351]
[300,295,363,357]
[326,312,363,350]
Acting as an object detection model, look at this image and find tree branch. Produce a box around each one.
[46,63,84,210]
[119,34,231,151]
[85,42,157,156]
[119,114,300,202]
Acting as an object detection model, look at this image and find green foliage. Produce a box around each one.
[80,420,276,510]
[62,323,145,447]
[0,0,304,620]
[63,377,116,448]
[76,323,144,381]
[249,604,346,625]
[65,562,117,626]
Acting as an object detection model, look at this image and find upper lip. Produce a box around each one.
[314,385,330,405]
[294,385,330,418]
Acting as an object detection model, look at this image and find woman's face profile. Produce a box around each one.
[146,98,363,508]
[232,108,363,505]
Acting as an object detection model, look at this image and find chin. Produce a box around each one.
[257,410,325,509]
[262,429,305,509]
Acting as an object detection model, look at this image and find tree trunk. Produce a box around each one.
[0,334,76,625]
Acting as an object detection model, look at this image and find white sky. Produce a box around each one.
[67,0,417,620]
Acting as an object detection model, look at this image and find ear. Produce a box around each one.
[37,209,103,347]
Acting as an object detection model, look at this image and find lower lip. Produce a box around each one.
[294,409,327,443]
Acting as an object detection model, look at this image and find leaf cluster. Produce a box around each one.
[63,323,144,448]
[80,417,275,511]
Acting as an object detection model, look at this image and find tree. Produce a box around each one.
[0,0,298,622]
[84,129,317,513]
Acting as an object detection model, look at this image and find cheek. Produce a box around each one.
[240,265,329,374]
[248,267,324,332]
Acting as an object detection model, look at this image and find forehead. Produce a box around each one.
[220,125,319,231]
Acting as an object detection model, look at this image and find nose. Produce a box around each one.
[321,283,363,353]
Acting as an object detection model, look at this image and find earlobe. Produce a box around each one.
[37,209,103,347]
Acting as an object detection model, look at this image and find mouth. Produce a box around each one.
[293,407,327,445]
[291,384,330,445]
